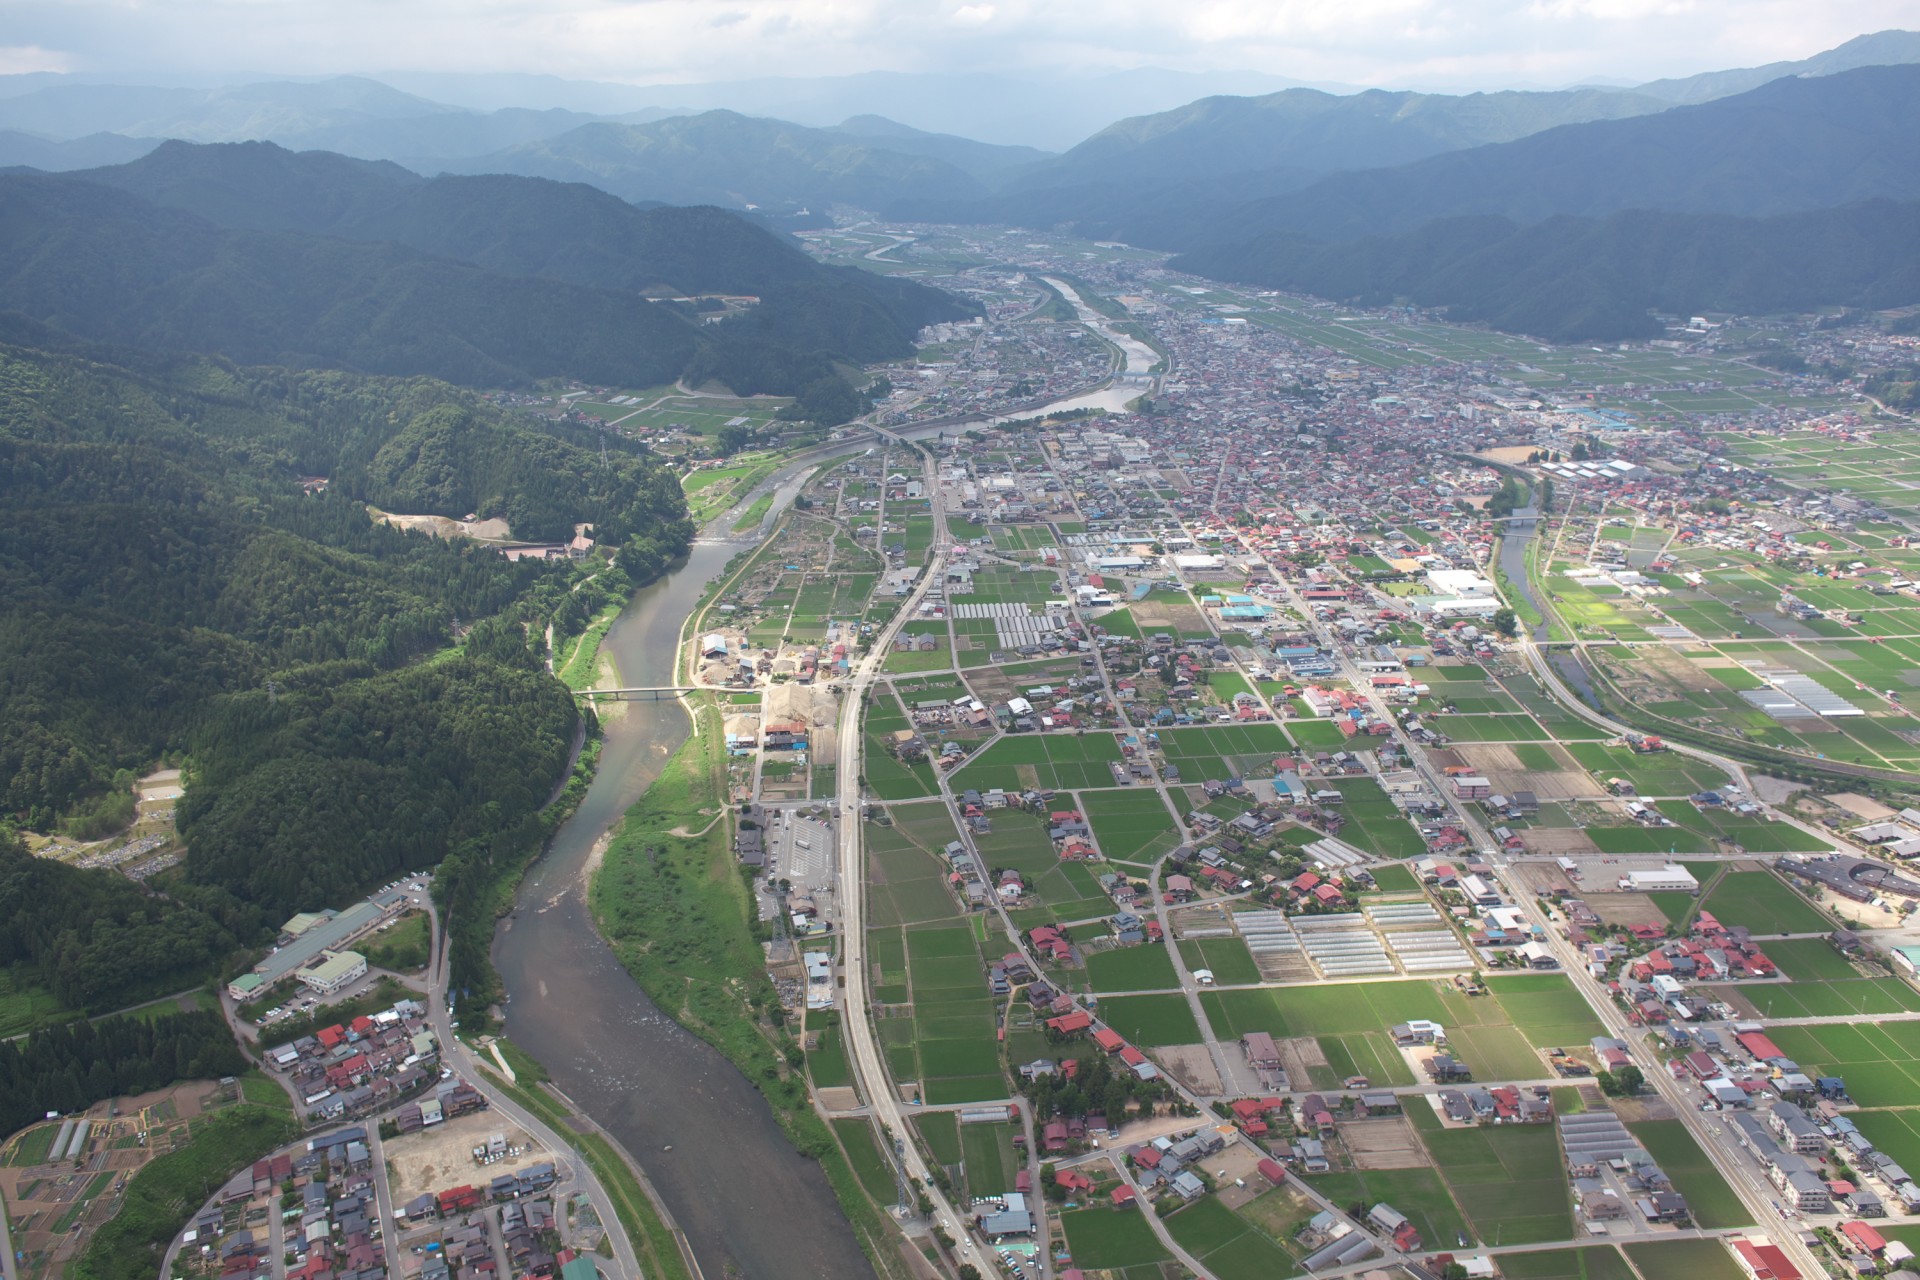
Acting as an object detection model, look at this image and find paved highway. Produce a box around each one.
[832,424,976,1260]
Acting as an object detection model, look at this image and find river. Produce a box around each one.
[1496,502,1600,709]
[492,329,1144,1279]
[492,456,875,1280]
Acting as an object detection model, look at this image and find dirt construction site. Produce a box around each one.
[385,1110,553,1207]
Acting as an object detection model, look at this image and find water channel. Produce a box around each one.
[1496,503,1600,708]
[492,452,874,1280]
[492,312,1158,1278]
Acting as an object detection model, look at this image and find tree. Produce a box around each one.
[1598,1064,1644,1096]
[1492,608,1518,638]
[715,423,752,456]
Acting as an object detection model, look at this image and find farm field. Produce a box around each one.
[1625,1121,1750,1229]
[1096,994,1201,1046]
[885,918,1008,1104]
[1082,789,1183,863]
[1305,1166,1468,1251]
[1493,1246,1636,1280]
[1086,945,1179,993]
[1419,1122,1573,1245]
[1329,778,1427,859]
[1762,1022,1920,1108]
[1623,1238,1747,1280]
[1163,1197,1295,1280]
[1694,870,1831,934]
[1154,724,1294,783]
[1060,1205,1171,1270]
[951,732,1126,791]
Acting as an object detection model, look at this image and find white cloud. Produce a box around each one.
[3,0,1916,87]
[0,44,70,74]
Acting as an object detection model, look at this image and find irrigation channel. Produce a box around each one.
[1496,502,1600,707]
[489,361,1147,1277]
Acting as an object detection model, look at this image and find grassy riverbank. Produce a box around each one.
[587,697,912,1277]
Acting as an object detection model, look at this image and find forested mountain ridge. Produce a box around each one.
[1001,84,1669,194]
[0,329,688,1008]
[0,172,707,388]
[52,142,975,403]
[1170,199,1920,343]
[437,109,991,210]
[1193,64,1920,248]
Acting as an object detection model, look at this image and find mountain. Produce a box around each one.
[0,321,691,1004]
[436,110,990,211]
[823,115,1054,182]
[414,67,1331,150]
[1004,85,1670,194]
[0,75,622,163]
[1192,65,1920,248]
[1634,29,1920,104]
[0,172,709,388]
[74,140,974,363]
[0,129,160,171]
[1172,198,1920,344]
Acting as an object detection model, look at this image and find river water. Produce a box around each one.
[492,463,876,1280]
[1497,503,1600,708]
[491,320,1146,1278]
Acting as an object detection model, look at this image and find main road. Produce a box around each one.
[833,424,976,1256]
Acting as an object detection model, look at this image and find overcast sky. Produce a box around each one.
[3,0,1917,89]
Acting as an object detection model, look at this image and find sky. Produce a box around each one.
[2,0,1917,90]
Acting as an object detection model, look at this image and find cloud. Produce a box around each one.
[3,0,1915,88]
[0,44,71,74]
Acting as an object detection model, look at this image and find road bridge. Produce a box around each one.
[576,686,703,701]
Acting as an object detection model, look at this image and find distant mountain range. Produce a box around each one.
[0,142,973,398]
[1159,66,1920,340]
[1171,200,1920,343]
[2,33,1918,345]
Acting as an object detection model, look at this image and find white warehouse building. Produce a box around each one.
[1619,865,1698,893]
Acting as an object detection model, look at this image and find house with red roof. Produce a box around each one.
[1111,1185,1137,1207]
[1048,1011,1093,1036]
[1841,1221,1886,1255]
[1731,1238,1801,1280]
[1093,1028,1126,1053]
[1056,1169,1093,1194]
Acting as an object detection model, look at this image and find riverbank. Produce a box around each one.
[585,695,912,1278]
[468,1041,695,1280]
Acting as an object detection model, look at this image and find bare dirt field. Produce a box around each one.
[373,510,514,542]
[1155,1045,1223,1096]
[1609,1095,1675,1123]
[1278,1037,1329,1091]
[387,1111,548,1206]
[1827,792,1896,821]
[1172,904,1234,938]
[1341,1117,1429,1170]
[1456,744,1596,801]
[1521,827,1600,856]
[1202,1145,1267,1209]
[1584,892,1672,929]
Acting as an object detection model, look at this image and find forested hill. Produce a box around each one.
[1192,64,1920,247]
[0,172,706,389]
[0,329,691,1009]
[72,139,976,371]
[1169,199,1920,344]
